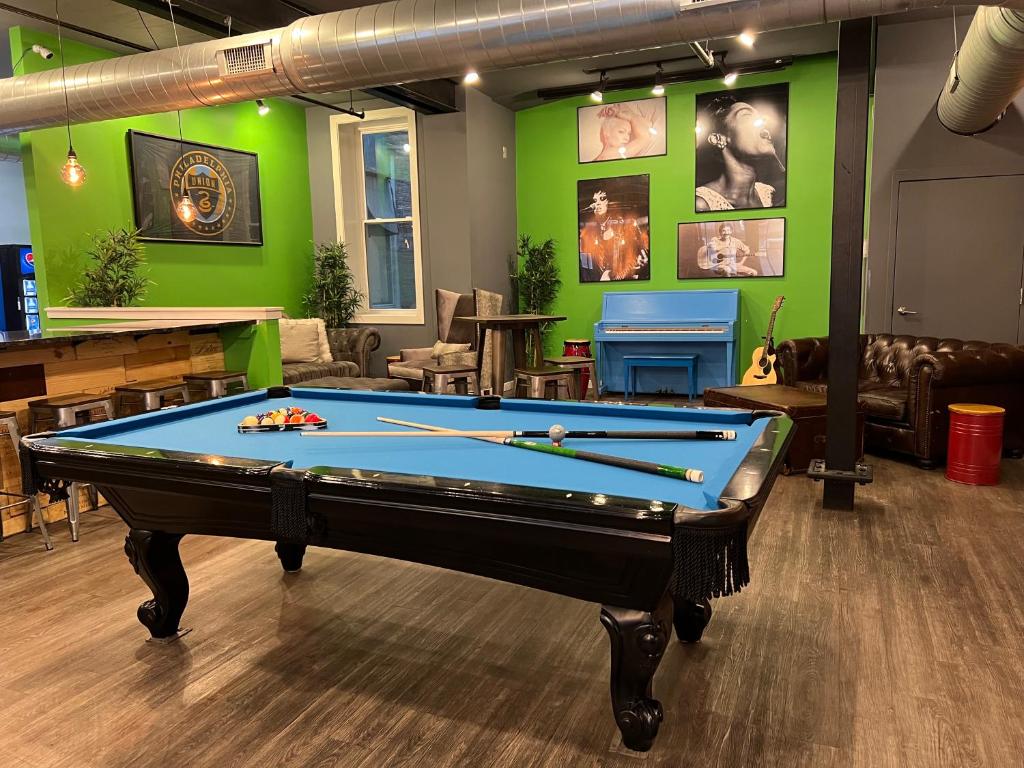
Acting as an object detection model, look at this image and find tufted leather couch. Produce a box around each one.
[777,335,1024,467]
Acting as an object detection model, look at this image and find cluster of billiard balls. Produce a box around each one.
[239,406,324,427]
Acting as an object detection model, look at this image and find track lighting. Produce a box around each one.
[738,31,757,48]
[723,71,739,86]
[591,71,608,102]
[256,99,270,116]
[651,65,665,97]
[463,70,480,85]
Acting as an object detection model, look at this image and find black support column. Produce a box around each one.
[822,18,873,509]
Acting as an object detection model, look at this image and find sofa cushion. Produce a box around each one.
[431,340,472,358]
[282,361,359,384]
[280,319,332,363]
[857,386,908,422]
[388,361,429,381]
[302,376,411,392]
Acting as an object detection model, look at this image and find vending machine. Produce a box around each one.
[0,244,38,332]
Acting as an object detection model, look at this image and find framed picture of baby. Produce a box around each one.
[578,175,651,282]
[677,218,785,279]
[577,98,667,164]
[694,83,788,212]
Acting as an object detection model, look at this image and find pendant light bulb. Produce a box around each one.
[176,195,197,223]
[60,148,85,187]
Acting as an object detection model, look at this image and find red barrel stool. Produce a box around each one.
[562,339,593,396]
[946,403,1005,485]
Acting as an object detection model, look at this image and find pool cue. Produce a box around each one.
[373,416,704,483]
[303,426,736,441]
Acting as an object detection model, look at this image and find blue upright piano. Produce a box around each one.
[593,289,739,395]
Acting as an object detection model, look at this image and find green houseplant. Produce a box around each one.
[303,241,363,328]
[66,228,151,307]
[515,235,561,357]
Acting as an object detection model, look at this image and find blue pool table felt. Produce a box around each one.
[57,389,772,511]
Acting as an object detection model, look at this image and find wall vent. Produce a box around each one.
[218,42,273,76]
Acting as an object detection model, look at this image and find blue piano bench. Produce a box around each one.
[623,354,699,401]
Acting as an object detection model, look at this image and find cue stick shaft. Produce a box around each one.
[375,417,704,483]
[304,428,733,440]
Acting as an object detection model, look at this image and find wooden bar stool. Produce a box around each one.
[543,356,599,401]
[115,378,191,416]
[0,411,51,550]
[422,364,480,395]
[184,370,249,400]
[27,392,116,544]
[513,367,574,400]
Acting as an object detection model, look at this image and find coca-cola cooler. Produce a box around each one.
[0,244,38,332]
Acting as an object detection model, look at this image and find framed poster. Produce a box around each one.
[677,217,785,279]
[128,130,263,245]
[578,98,667,164]
[578,174,650,282]
[694,83,788,212]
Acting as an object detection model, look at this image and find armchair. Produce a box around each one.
[327,327,381,377]
[777,334,1024,466]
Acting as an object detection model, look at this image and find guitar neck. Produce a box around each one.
[763,310,779,347]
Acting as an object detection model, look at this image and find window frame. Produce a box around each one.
[329,107,425,325]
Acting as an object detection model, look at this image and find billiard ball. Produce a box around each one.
[548,424,567,445]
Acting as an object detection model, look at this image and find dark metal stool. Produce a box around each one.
[543,356,599,401]
[0,411,51,550]
[115,378,190,416]
[27,393,116,544]
[513,367,574,400]
[422,364,480,395]
[183,370,249,400]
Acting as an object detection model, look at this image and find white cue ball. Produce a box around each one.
[548,424,567,443]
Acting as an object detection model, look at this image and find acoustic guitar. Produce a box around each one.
[741,296,785,385]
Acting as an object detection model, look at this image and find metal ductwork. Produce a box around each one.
[2,0,1024,134]
[937,6,1024,135]
[0,135,20,161]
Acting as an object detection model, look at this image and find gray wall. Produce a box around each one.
[0,160,30,243]
[866,14,1024,331]
[306,92,515,376]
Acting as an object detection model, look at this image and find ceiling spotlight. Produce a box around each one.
[463,70,480,85]
[256,99,270,116]
[723,71,739,86]
[651,64,665,97]
[591,71,608,103]
[738,31,757,48]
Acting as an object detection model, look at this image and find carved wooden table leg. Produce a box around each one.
[275,541,307,573]
[123,529,189,640]
[600,592,673,752]
[672,597,713,644]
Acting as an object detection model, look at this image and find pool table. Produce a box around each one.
[22,386,792,752]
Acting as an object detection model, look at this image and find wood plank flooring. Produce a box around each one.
[1,457,1022,767]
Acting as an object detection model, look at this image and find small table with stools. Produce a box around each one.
[543,356,598,401]
[703,384,865,474]
[514,366,574,400]
[457,314,567,396]
[624,354,699,401]
[422,364,480,395]
[115,378,191,416]
[183,370,249,400]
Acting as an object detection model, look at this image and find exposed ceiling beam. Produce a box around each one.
[110,0,461,113]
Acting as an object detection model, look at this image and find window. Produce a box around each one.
[331,108,424,324]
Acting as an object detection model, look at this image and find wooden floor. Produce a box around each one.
[2,458,1023,767]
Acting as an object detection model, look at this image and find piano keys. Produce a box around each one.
[593,289,739,395]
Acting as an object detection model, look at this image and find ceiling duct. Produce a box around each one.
[1,0,1024,134]
[936,6,1024,135]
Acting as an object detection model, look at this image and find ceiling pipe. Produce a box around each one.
[2,0,1024,134]
[936,6,1024,135]
[0,135,21,161]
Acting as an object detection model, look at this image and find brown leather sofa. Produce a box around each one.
[777,335,1024,467]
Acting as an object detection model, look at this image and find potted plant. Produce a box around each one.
[515,235,561,359]
[303,241,363,328]
[66,228,152,307]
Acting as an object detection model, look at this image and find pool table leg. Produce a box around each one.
[275,541,307,573]
[123,529,189,640]
[600,592,673,752]
[671,597,713,644]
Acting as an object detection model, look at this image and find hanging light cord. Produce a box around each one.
[55,0,73,151]
[166,1,187,151]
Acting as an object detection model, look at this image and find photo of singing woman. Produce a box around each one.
[694,83,788,212]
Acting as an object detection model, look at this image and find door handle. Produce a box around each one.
[896,306,918,316]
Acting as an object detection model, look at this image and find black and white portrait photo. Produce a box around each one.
[677,218,785,279]
[578,175,651,282]
[577,98,667,164]
[694,83,788,212]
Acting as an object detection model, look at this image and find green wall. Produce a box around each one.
[10,27,313,327]
[516,54,839,376]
